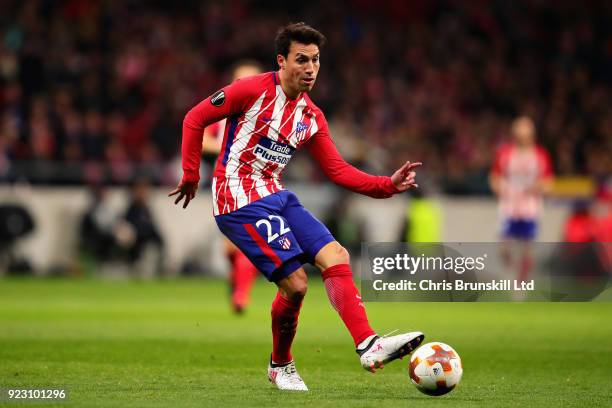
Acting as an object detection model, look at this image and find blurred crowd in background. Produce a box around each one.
[0,0,610,193]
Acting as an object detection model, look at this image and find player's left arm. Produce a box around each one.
[304,116,421,198]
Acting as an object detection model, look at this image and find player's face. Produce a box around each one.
[278,42,320,95]
[512,117,536,146]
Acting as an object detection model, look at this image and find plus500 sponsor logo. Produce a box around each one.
[254,138,294,165]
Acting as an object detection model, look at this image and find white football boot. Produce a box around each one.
[358,331,425,373]
[268,360,308,391]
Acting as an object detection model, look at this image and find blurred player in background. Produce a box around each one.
[490,116,553,284]
[202,61,263,314]
[170,23,424,391]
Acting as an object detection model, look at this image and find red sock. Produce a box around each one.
[231,251,258,309]
[322,264,376,347]
[271,291,302,364]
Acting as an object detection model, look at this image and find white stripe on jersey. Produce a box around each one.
[211,177,218,216]
[266,86,288,142]
[223,91,267,211]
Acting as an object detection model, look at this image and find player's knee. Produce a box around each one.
[335,245,351,265]
[281,270,308,301]
[315,241,351,270]
[286,279,307,301]
[328,242,350,265]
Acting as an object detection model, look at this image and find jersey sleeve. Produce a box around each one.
[304,114,399,199]
[490,145,507,176]
[537,146,553,180]
[181,79,258,183]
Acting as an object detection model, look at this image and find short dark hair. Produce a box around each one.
[274,22,326,58]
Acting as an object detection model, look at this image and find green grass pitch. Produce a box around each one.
[0,278,610,407]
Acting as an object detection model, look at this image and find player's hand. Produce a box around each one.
[168,180,198,209]
[391,161,422,192]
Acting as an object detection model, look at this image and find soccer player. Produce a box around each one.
[490,116,553,285]
[170,23,424,391]
[202,61,263,314]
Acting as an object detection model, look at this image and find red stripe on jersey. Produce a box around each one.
[243,223,282,267]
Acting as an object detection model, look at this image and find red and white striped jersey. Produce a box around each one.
[212,72,324,215]
[491,143,553,219]
[181,71,400,216]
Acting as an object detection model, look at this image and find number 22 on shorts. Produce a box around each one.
[255,215,291,243]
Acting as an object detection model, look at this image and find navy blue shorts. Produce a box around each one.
[501,219,538,241]
[215,190,335,282]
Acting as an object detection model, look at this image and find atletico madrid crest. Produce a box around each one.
[295,121,308,139]
[278,236,291,250]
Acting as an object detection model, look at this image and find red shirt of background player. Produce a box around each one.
[491,143,553,220]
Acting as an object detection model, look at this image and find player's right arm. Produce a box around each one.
[169,79,257,208]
